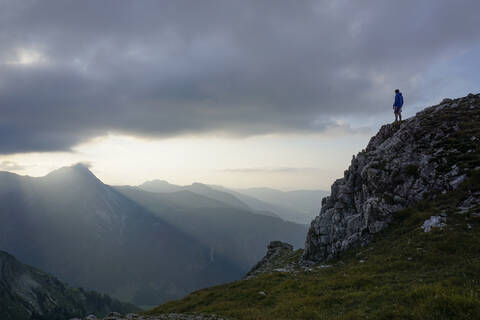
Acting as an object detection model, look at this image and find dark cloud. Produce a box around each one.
[0,0,479,153]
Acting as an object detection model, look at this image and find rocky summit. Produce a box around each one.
[303,93,480,262]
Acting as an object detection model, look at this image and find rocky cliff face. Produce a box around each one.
[303,93,480,262]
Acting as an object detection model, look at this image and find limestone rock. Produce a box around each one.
[303,93,480,262]
[421,216,447,232]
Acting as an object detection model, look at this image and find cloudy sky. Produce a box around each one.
[0,0,479,190]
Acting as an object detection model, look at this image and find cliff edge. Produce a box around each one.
[303,93,480,262]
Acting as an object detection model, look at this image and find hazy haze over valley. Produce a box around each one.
[0,164,308,306]
[138,179,328,224]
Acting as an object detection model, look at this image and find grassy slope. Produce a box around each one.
[146,171,480,320]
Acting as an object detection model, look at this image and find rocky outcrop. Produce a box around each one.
[421,215,447,232]
[0,250,138,320]
[245,241,294,278]
[303,93,480,262]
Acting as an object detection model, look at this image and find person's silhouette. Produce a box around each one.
[393,89,404,122]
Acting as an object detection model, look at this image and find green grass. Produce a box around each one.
[146,171,480,320]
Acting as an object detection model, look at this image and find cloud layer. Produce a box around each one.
[1,0,479,153]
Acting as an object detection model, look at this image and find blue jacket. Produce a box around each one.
[393,92,404,107]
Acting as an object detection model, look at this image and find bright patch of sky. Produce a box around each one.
[0,131,371,190]
[4,48,48,65]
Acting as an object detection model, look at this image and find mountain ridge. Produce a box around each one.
[116,186,308,270]
[0,249,138,320]
[0,164,308,307]
[138,179,326,224]
[0,165,242,306]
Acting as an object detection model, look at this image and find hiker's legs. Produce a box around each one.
[393,106,402,122]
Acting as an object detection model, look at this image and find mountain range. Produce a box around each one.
[0,165,309,307]
[115,185,307,271]
[139,180,328,224]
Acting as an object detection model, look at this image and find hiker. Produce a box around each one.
[393,89,404,122]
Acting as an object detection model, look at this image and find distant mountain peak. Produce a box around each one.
[139,179,181,193]
[44,163,103,185]
[143,179,171,185]
[189,182,212,190]
[49,162,91,173]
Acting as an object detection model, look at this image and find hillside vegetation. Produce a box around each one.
[147,171,480,319]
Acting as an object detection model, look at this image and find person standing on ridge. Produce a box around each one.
[393,89,404,122]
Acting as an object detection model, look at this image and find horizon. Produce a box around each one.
[0,161,328,192]
[1,1,479,190]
